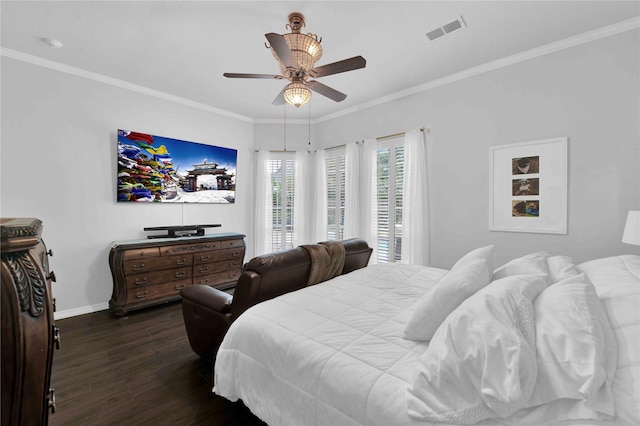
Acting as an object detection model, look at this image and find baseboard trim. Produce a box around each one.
[54,302,110,320]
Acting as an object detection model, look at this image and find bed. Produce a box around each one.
[213,247,639,426]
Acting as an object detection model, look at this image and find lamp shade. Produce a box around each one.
[622,210,640,245]
[283,82,311,108]
[278,33,323,73]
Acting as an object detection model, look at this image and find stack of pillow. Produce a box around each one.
[404,246,618,425]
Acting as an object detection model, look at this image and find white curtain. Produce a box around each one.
[343,141,360,239]
[254,150,272,256]
[401,128,430,266]
[293,150,311,246]
[312,149,328,243]
[361,138,379,263]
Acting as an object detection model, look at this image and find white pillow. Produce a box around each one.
[527,273,617,416]
[493,251,549,281]
[576,255,640,425]
[406,274,548,424]
[451,245,494,271]
[545,255,579,284]
[404,250,493,341]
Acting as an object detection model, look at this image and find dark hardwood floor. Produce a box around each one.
[49,301,266,426]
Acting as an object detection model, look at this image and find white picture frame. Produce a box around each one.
[489,137,568,234]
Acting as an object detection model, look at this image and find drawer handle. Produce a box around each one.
[53,326,61,350]
[49,388,56,414]
[175,283,186,290]
[136,291,148,299]
[176,258,187,265]
[132,264,145,271]
[229,261,239,268]
[47,271,57,283]
[175,271,186,278]
[200,255,210,262]
[199,279,209,285]
[229,272,237,279]
[134,277,148,285]
[200,266,209,273]
[232,251,240,257]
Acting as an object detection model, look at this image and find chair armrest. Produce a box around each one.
[181,285,234,360]
[340,238,373,274]
[180,285,233,313]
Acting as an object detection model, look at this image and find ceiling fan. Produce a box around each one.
[223,13,366,108]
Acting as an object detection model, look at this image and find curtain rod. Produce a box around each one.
[254,149,313,153]
[375,127,425,142]
[255,127,426,153]
[326,127,426,151]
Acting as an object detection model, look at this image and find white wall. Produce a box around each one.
[314,30,640,268]
[1,58,254,318]
[253,121,315,152]
[2,29,638,318]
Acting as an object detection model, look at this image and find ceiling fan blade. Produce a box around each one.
[223,73,283,79]
[265,33,294,68]
[272,86,287,105]
[306,80,347,102]
[310,56,366,78]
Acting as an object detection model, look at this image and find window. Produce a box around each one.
[325,149,346,241]
[269,155,296,252]
[321,138,405,262]
[376,138,404,263]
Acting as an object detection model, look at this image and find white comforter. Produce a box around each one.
[215,263,447,426]
[213,257,639,426]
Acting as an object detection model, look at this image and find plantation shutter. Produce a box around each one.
[325,150,346,241]
[376,139,404,263]
[269,156,296,252]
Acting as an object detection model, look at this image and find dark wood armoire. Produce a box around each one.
[1,218,58,425]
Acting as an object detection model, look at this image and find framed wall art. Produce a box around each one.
[117,129,237,204]
[489,137,568,234]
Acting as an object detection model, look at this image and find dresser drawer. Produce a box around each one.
[122,254,193,275]
[125,267,192,288]
[122,247,160,260]
[193,259,242,277]
[194,247,245,265]
[126,281,192,304]
[160,240,221,256]
[194,270,240,286]
[219,238,244,249]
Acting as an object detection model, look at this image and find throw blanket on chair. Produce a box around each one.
[302,242,346,286]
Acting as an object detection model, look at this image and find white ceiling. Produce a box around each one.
[1,1,638,122]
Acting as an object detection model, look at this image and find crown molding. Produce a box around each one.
[0,47,254,123]
[2,17,638,125]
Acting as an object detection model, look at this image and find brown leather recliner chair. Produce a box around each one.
[180,238,372,361]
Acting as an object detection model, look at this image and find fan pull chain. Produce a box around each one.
[308,102,311,147]
[283,104,287,152]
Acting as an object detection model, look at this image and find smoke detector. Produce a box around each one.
[425,16,466,42]
[42,37,64,48]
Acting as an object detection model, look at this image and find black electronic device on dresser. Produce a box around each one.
[1,217,59,425]
[143,223,221,239]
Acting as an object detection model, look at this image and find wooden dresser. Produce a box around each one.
[1,217,59,425]
[109,232,245,316]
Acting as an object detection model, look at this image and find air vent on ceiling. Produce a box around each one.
[426,16,466,42]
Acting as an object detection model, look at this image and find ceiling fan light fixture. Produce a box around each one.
[224,12,365,108]
[281,33,322,70]
[283,82,312,107]
[272,13,323,75]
